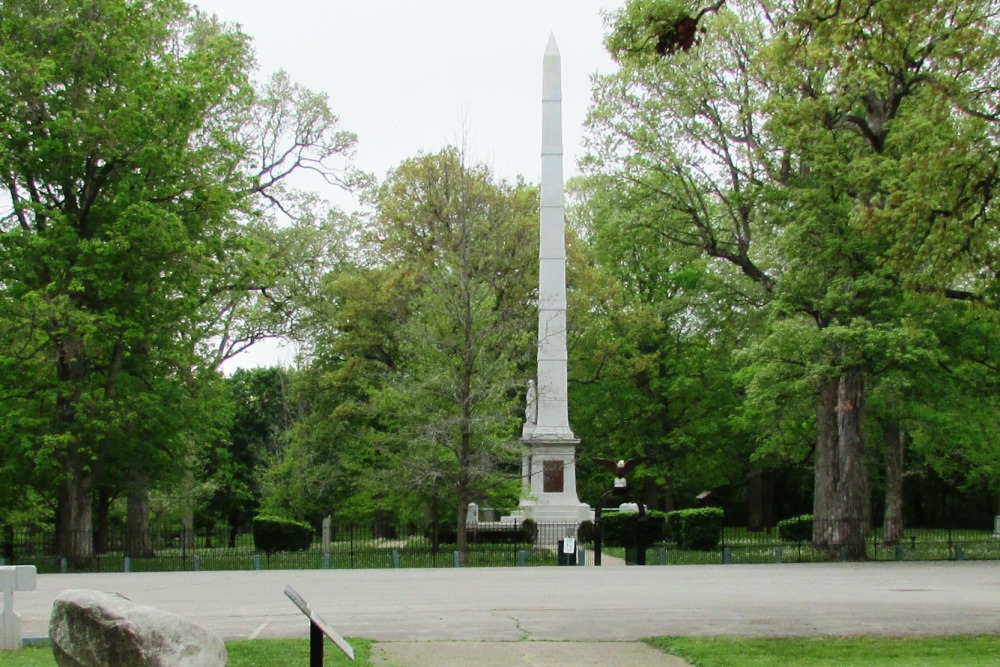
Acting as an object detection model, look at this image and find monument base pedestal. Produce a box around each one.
[511,500,593,524]
[506,434,594,534]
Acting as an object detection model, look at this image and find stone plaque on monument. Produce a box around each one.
[543,460,564,493]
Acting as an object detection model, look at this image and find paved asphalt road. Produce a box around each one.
[12,562,1000,642]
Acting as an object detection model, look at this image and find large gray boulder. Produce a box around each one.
[49,589,227,667]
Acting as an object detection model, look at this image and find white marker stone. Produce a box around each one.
[1,566,37,650]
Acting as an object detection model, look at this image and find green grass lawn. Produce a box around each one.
[4,636,999,666]
[649,635,1000,666]
[0,639,372,666]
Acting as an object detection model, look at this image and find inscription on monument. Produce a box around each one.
[543,460,564,493]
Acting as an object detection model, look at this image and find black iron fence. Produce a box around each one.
[0,521,585,573]
[630,520,1000,565]
[3,519,997,572]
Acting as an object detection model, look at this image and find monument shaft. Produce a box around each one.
[512,35,591,525]
[534,34,574,440]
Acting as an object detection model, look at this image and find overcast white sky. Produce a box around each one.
[193,0,624,369]
[195,0,621,195]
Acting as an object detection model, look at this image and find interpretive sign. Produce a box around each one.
[283,585,354,663]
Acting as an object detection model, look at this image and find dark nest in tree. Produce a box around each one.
[651,1,725,57]
[654,15,704,56]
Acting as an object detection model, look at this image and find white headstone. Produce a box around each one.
[0,565,36,651]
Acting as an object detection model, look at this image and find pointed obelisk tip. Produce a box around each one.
[545,32,560,57]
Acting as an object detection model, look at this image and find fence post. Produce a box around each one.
[392,550,400,569]
[322,517,331,557]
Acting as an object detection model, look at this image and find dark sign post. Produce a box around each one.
[591,457,647,567]
[284,585,355,664]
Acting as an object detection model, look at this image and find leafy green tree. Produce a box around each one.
[207,368,292,544]
[570,178,758,514]
[368,149,538,551]
[761,0,1000,553]
[588,0,1000,557]
[0,0,359,564]
[272,148,538,553]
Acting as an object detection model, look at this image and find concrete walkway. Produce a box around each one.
[370,641,689,666]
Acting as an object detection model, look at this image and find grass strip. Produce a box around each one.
[648,635,1000,666]
[0,638,372,666]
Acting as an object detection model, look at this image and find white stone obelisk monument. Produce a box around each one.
[516,35,592,524]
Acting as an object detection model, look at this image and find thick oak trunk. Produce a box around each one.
[832,369,869,559]
[93,487,111,555]
[813,370,870,559]
[57,452,95,569]
[813,377,838,547]
[125,469,155,558]
[882,421,906,546]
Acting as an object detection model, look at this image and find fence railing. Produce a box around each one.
[3,519,997,572]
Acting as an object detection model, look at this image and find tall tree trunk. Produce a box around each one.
[748,467,775,531]
[813,370,870,559]
[832,369,869,559]
[661,482,676,513]
[181,466,195,551]
[642,477,660,512]
[456,492,469,566]
[748,466,764,531]
[57,451,95,569]
[55,333,96,569]
[882,421,906,546]
[125,468,155,558]
[94,487,111,555]
[456,423,471,566]
[813,377,838,547]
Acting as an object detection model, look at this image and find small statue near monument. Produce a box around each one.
[525,379,537,425]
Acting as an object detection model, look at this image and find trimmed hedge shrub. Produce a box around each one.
[425,522,458,545]
[463,518,538,545]
[599,510,666,547]
[253,516,314,553]
[777,514,813,543]
[576,520,595,544]
[666,508,723,550]
[521,518,538,543]
[665,511,683,543]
